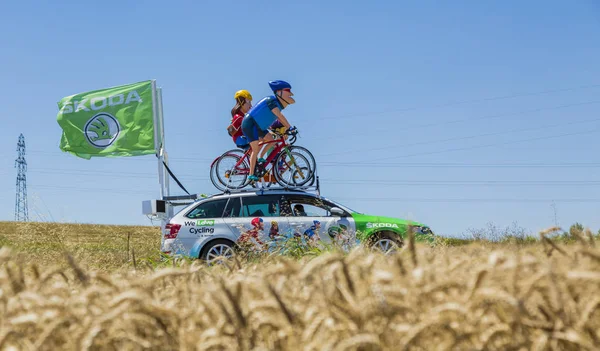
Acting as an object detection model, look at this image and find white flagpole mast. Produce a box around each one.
[156,86,173,218]
[157,87,169,197]
[141,80,174,235]
[151,80,166,202]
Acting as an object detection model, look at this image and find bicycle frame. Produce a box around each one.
[223,132,306,183]
[233,137,287,173]
[212,135,278,167]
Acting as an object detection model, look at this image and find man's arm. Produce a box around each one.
[271,107,291,129]
[251,230,264,245]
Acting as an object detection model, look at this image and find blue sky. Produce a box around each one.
[1,0,600,237]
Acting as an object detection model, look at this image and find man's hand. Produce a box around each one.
[271,107,292,129]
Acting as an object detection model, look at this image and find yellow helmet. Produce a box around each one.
[234,89,252,101]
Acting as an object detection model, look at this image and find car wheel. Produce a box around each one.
[200,239,235,265]
[368,231,404,254]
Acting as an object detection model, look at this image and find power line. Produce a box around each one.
[10,116,600,194]
[26,173,600,186]
[24,167,600,185]
[20,112,599,166]
[316,83,600,122]
[21,145,598,167]
[21,149,217,163]
[317,113,600,158]
[331,197,600,203]
[10,150,600,167]
[22,150,164,161]
[318,162,600,168]
[26,184,600,203]
[25,169,210,182]
[29,185,151,195]
[28,168,164,178]
[322,180,600,186]
[30,162,600,171]
[27,177,600,193]
[309,99,600,142]
[369,128,600,162]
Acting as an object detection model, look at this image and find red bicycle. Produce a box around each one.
[210,129,316,190]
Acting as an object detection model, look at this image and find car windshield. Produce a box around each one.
[320,196,362,214]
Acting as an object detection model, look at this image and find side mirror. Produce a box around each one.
[330,207,345,217]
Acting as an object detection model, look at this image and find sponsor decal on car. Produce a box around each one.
[366,222,399,229]
[184,220,215,226]
[189,227,215,235]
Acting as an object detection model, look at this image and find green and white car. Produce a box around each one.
[161,189,435,262]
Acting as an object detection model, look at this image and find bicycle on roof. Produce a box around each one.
[210,127,317,191]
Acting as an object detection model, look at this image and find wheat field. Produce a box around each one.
[0,221,160,271]
[1,221,600,350]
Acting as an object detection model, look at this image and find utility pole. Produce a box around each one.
[550,201,558,228]
[15,133,29,221]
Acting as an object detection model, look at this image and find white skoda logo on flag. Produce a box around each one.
[84,113,121,148]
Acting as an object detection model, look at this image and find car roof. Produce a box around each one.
[205,188,320,201]
[175,189,322,213]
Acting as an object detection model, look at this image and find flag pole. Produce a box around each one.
[156,86,173,218]
[157,87,169,197]
[151,80,166,202]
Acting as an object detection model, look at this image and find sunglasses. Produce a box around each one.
[282,88,291,92]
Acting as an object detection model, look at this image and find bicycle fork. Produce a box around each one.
[284,148,306,180]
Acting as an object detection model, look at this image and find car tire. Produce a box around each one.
[368,231,404,254]
[199,239,236,264]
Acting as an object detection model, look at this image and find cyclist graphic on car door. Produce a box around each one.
[236,217,266,252]
[285,197,357,247]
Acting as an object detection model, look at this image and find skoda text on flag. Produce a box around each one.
[56,80,156,159]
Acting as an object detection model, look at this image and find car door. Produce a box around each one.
[280,194,356,246]
[179,198,234,254]
[222,194,292,250]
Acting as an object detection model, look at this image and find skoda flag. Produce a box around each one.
[56,80,157,159]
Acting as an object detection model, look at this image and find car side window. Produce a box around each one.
[186,199,228,219]
[282,195,334,217]
[223,197,242,218]
[239,195,282,217]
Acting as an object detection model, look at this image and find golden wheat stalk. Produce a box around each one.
[1,221,600,350]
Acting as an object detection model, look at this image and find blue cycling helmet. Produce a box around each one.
[268,80,291,92]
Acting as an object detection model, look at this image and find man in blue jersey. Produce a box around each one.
[303,220,321,244]
[241,80,297,182]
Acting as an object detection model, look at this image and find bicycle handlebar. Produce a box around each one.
[289,133,297,145]
[271,127,298,145]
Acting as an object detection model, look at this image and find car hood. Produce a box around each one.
[352,213,427,227]
[351,213,434,241]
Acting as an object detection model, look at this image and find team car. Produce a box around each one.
[159,189,435,263]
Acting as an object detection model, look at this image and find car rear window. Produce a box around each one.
[186,199,228,219]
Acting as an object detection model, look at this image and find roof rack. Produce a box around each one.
[161,177,321,207]
[160,193,204,208]
[220,176,321,196]
[162,194,199,201]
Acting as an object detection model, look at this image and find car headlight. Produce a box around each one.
[414,226,433,235]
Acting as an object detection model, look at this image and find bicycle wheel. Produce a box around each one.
[273,150,314,187]
[215,153,250,189]
[287,145,316,185]
[288,145,316,175]
[210,149,246,191]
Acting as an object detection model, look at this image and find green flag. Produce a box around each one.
[56,80,157,159]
